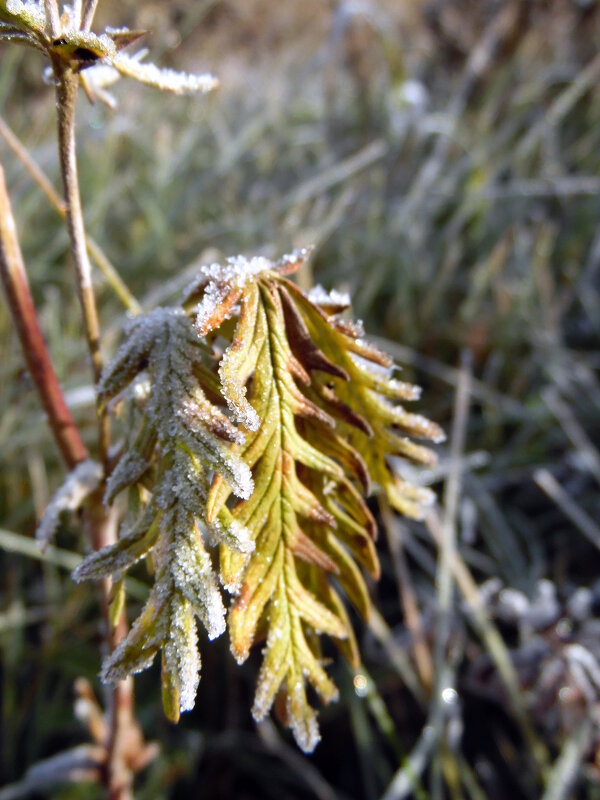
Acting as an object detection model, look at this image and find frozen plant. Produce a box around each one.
[0,1,442,795]
[74,249,443,751]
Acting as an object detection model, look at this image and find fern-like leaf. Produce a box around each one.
[185,250,442,750]
[74,308,253,720]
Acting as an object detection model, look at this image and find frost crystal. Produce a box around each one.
[111,53,218,95]
[5,0,45,31]
[307,284,351,309]
[36,460,102,549]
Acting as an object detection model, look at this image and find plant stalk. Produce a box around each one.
[0,115,142,315]
[53,64,110,466]
[0,165,87,469]
[52,64,139,800]
[44,0,61,37]
[81,0,100,31]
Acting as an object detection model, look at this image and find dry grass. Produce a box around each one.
[0,1,599,798]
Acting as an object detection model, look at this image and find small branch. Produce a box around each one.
[50,63,144,799]
[44,0,61,37]
[0,165,87,469]
[53,65,110,464]
[81,0,100,32]
[71,0,83,29]
[380,498,433,693]
[0,116,142,315]
[429,349,472,800]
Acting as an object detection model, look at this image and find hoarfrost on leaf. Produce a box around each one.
[111,53,218,95]
[307,284,351,309]
[36,460,102,549]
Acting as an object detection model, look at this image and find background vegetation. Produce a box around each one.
[1,0,599,797]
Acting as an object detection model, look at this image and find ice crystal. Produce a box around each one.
[36,460,102,549]
[4,0,45,32]
[307,284,351,309]
[111,53,218,95]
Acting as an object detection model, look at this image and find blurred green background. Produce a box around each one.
[1,1,600,798]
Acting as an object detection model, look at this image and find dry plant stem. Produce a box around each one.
[430,350,471,800]
[0,165,87,469]
[54,65,110,464]
[44,0,60,37]
[81,0,100,32]
[425,510,550,778]
[53,65,139,800]
[380,498,433,693]
[0,116,142,315]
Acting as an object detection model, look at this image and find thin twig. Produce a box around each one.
[81,0,100,32]
[429,349,471,800]
[542,387,600,487]
[0,116,141,315]
[541,719,592,800]
[380,498,433,693]
[71,0,83,28]
[368,608,426,705]
[425,510,550,779]
[44,0,61,37]
[534,468,600,551]
[51,63,140,800]
[0,165,87,469]
[53,65,110,464]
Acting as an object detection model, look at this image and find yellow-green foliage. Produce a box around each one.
[75,250,443,751]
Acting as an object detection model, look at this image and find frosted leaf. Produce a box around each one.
[101,585,169,682]
[164,598,201,712]
[286,682,321,753]
[57,30,116,56]
[81,49,147,108]
[72,508,158,582]
[104,450,152,504]
[274,247,313,273]
[111,52,218,95]
[208,515,254,555]
[170,514,226,640]
[189,254,272,337]
[307,284,351,309]
[5,0,46,32]
[98,307,170,404]
[36,460,102,549]
[218,346,260,432]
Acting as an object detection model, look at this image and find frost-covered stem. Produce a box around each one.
[0,165,87,469]
[53,65,137,800]
[54,65,110,466]
[81,0,100,31]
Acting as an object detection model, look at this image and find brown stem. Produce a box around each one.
[0,165,87,469]
[0,115,142,315]
[54,64,110,467]
[52,64,141,800]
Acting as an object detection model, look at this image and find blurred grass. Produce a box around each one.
[1,0,600,797]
